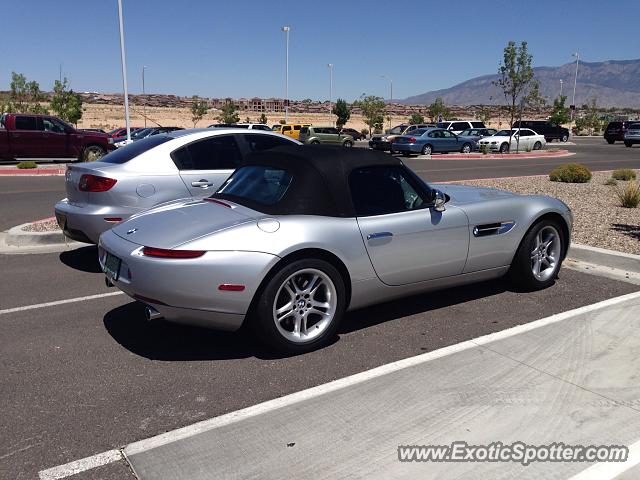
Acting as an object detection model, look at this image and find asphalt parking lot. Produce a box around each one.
[1,136,639,479]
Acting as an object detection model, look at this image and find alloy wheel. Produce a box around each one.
[530,226,561,282]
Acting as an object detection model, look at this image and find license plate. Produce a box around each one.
[55,212,66,230]
[103,252,122,281]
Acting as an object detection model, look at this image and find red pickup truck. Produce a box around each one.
[0,113,114,162]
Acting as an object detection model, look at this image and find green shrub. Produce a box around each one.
[360,128,369,137]
[16,161,37,169]
[611,168,637,181]
[604,178,618,186]
[549,163,592,183]
[616,181,640,208]
[480,144,490,155]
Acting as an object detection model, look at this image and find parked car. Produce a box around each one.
[108,127,142,138]
[208,123,272,131]
[369,124,435,151]
[98,145,571,353]
[298,126,354,146]
[478,129,546,153]
[392,128,478,156]
[0,113,114,162]
[604,121,634,144]
[458,128,498,142]
[436,121,486,134]
[624,122,640,147]
[512,120,569,142]
[113,127,183,147]
[80,128,107,134]
[340,128,366,141]
[271,125,282,132]
[55,129,300,244]
[280,123,311,140]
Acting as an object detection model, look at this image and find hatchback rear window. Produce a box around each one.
[216,166,292,205]
[100,135,172,164]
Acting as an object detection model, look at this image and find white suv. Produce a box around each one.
[208,123,272,131]
[437,120,486,134]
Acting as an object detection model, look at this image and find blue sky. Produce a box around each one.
[1,0,638,101]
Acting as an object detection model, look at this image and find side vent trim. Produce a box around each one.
[473,221,516,237]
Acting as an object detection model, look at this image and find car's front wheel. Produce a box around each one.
[461,143,472,154]
[625,142,633,148]
[509,219,565,290]
[253,259,346,354]
[499,143,510,153]
[81,145,107,162]
[606,139,615,144]
[561,134,569,142]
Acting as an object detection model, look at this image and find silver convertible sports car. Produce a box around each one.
[99,145,572,353]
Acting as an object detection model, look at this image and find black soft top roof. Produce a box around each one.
[213,145,404,217]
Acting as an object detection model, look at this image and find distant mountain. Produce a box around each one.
[400,59,640,108]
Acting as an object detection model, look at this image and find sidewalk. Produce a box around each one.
[121,292,640,480]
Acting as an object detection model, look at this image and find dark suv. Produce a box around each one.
[512,121,569,142]
[604,121,633,144]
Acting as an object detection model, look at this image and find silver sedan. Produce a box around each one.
[99,145,572,354]
[55,129,299,243]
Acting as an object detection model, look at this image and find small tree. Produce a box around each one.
[548,95,570,126]
[258,113,268,124]
[50,78,83,125]
[353,95,386,137]
[216,102,240,124]
[332,98,351,128]
[581,98,603,135]
[191,96,210,127]
[408,111,425,124]
[477,105,492,126]
[4,72,48,114]
[493,41,535,148]
[427,97,451,122]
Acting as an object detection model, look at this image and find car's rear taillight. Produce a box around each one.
[407,137,416,143]
[142,247,205,258]
[79,174,117,192]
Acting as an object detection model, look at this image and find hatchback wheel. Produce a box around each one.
[421,144,432,155]
[461,143,472,154]
[509,219,564,290]
[253,259,345,354]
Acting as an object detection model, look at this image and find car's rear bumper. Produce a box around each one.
[98,230,281,331]
[54,198,138,244]
[392,143,421,153]
[369,140,391,150]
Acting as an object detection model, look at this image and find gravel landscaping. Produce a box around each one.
[21,218,59,232]
[458,171,640,254]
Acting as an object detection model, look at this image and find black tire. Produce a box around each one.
[625,142,633,148]
[606,139,615,145]
[402,152,411,157]
[343,140,353,148]
[80,144,107,162]
[421,144,432,155]
[461,143,472,154]
[546,138,553,143]
[310,140,320,145]
[533,141,542,150]
[509,218,565,291]
[499,142,509,154]
[561,134,569,142]
[252,258,346,354]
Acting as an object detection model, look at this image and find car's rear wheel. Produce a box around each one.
[343,140,353,148]
[499,143,509,153]
[625,142,633,148]
[461,143,472,154]
[561,134,569,142]
[533,141,542,150]
[81,145,106,162]
[606,139,615,144]
[509,219,564,290]
[310,140,320,145]
[422,144,432,155]
[253,259,345,354]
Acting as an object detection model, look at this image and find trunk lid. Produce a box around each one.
[64,162,120,205]
[111,198,256,249]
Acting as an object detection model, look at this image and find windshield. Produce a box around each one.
[495,129,516,136]
[216,166,293,205]
[460,129,472,136]
[436,122,450,129]
[411,128,429,136]
[388,125,406,135]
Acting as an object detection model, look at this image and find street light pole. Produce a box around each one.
[142,65,147,128]
[381,75,393,128]
[571,52,579,121]
[559,79,563,98]
[282,26,290,123]
[327,63,333,118]
[116,0,131,142]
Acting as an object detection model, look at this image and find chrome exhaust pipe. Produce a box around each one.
[105,277,114,288]
[144,306,163,321]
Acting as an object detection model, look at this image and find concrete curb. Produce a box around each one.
[410,149,573,161]
[568,243,640,274]
[0,167,66,176]
[5,222,69,247]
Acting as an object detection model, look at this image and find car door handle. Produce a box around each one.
[367,232,393,240]
[191,180,214,188]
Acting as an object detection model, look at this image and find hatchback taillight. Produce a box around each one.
[142,247,205,258]
[79,174,117,192]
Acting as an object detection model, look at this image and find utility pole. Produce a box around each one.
[116,0,131,142]
[381,75,393,128]
[571,52,579,121]
[559,79,563,98]
[327,63,333,121]
[142,65,147,128]
[282,26,290,123]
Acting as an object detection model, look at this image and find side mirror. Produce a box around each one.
[432,189,446,212]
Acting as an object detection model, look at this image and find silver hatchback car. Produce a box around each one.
[55,129,299,243]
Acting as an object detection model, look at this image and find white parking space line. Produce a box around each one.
[568,439,640,480]
[0,291,124,316]
[38,449,123,480]
[36,290,640,479]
